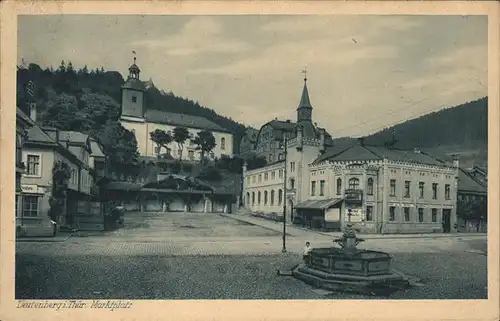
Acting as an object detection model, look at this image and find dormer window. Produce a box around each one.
[132,95,137,103]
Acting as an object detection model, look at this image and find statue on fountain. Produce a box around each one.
[333,208,365,256]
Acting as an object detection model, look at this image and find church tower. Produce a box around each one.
[296,71,313,123]
[120,55,146,120]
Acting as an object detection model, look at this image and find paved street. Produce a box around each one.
[15,211,488,300]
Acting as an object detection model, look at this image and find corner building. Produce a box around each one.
[242,78,459,234]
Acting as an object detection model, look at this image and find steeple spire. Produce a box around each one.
[297,67,313,122]
[128,50,141,80]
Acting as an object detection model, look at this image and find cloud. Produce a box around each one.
[131,16,253,56]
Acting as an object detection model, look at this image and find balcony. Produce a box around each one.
[344,189,363,203]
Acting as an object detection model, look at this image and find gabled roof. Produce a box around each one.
[26,124,57,144]
[59,131,89,145]
[312,144,447,166]
[458,167,487,194]
[144,109,229,133]
[90,139,105,158]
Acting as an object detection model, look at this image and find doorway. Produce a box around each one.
[442,209,451,233]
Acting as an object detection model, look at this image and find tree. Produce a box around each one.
[99,120,139,168]
[40,93,81,130]
[149,129,173,159]
[194,130,216,164]
[173,126,190,164]
[246,155,268,170]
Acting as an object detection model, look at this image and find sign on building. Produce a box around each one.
[345,207,363,222]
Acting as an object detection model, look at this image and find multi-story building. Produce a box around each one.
[119,57,234,161]
[242,77,460,234]
[246,76,333,163]
[238,128,259,159]
[18,115,98,234]
[16,108,34,224]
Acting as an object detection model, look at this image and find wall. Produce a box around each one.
[121,119,234,160]
[243,162,285,214]
[122,89,144,118]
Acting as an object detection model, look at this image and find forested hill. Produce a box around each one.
[332,97,488,167]
[16,61,248,146]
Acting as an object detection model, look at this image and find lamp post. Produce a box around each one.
[281,133,288,253]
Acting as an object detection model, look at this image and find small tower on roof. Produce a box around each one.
[297,68,313,123]
[120,51,146,119]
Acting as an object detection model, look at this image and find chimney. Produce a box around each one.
[296,125,303,150]
[319,128,326,153]
[29,102,37,122]
[452,154,460,168]
[357,137,365,146]
[414,148,421,154]
[242,161,247,173]
[286,119,291,123]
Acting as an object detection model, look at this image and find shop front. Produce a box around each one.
[17,184,56,237]
[294,198,344,231]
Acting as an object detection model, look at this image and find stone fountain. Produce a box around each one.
[292,209,410,296]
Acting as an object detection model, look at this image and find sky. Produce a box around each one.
[18,15,487,137]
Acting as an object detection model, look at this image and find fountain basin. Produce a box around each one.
[308,247,393,277]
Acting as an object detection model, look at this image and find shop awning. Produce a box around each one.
[294,198,343,210]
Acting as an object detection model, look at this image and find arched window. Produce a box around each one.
[336,178,342,195]
[278,189,283,205]
[367,178,374,195]
[258,191,261,205]
[246,192,250,205]
[264,191,268,205]
[221,137,226,150]
[349,178,360,190]
[252,192,255,205]
[270,190,275,205]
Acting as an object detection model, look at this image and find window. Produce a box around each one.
[189,139,195,146]
[311,181,316,196]
[348,178,360,190]
[131,95,137,103]
[320,180,325,196]
[264,191,268,205]
[419,182,425,198]
[264,173,268,181]
[221,137,226,150]
[252,176,256,183]
[15,195,20,217]
[271,171,276,180]
[270,190,275,205]
[246,192,250,205]
[445,184,451,200]
[367,178,374,195]
[404,207,410,221]
[278,189,283,205]
[389,206,396,221]
[404,181,410,198]
[432,208,438,222]
[26,155,40,176]
[279,170,283,179]
[257,191,261,205]
[269,154,273,162]
[418,208,424,222]
[390,179,396,196]
[252,192,255,205]
[290,162,296,172]
[366,206,373,221]
[154,145,161,155]
[432,183,438,199]
[336,178,342,195]
[23,195,39,217]
[258,174,262,183]
[188,150,194,160]
[290,178,295,189]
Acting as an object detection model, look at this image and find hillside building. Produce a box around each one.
[242,77,460,234]
[119,57,234,161]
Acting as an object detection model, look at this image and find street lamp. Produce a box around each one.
[281,133,288,253]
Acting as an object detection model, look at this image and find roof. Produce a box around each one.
[268,119,296,131]
[105,181,142,191]
[471,165,487,175]
[312,144,446,166]
[458,168,487,194]
[297,81,312,110]
[90,139,105,158]
[245,128,259,142]
[121,78,146,91]
[59,131,89,145]
[144,109,229,132]
[26,125,57,144]
[295,198,343,210]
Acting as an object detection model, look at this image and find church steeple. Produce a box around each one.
[297,68,313,122]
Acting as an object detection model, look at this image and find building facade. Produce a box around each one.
[241,77,460,234]
[119,58,234,161]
